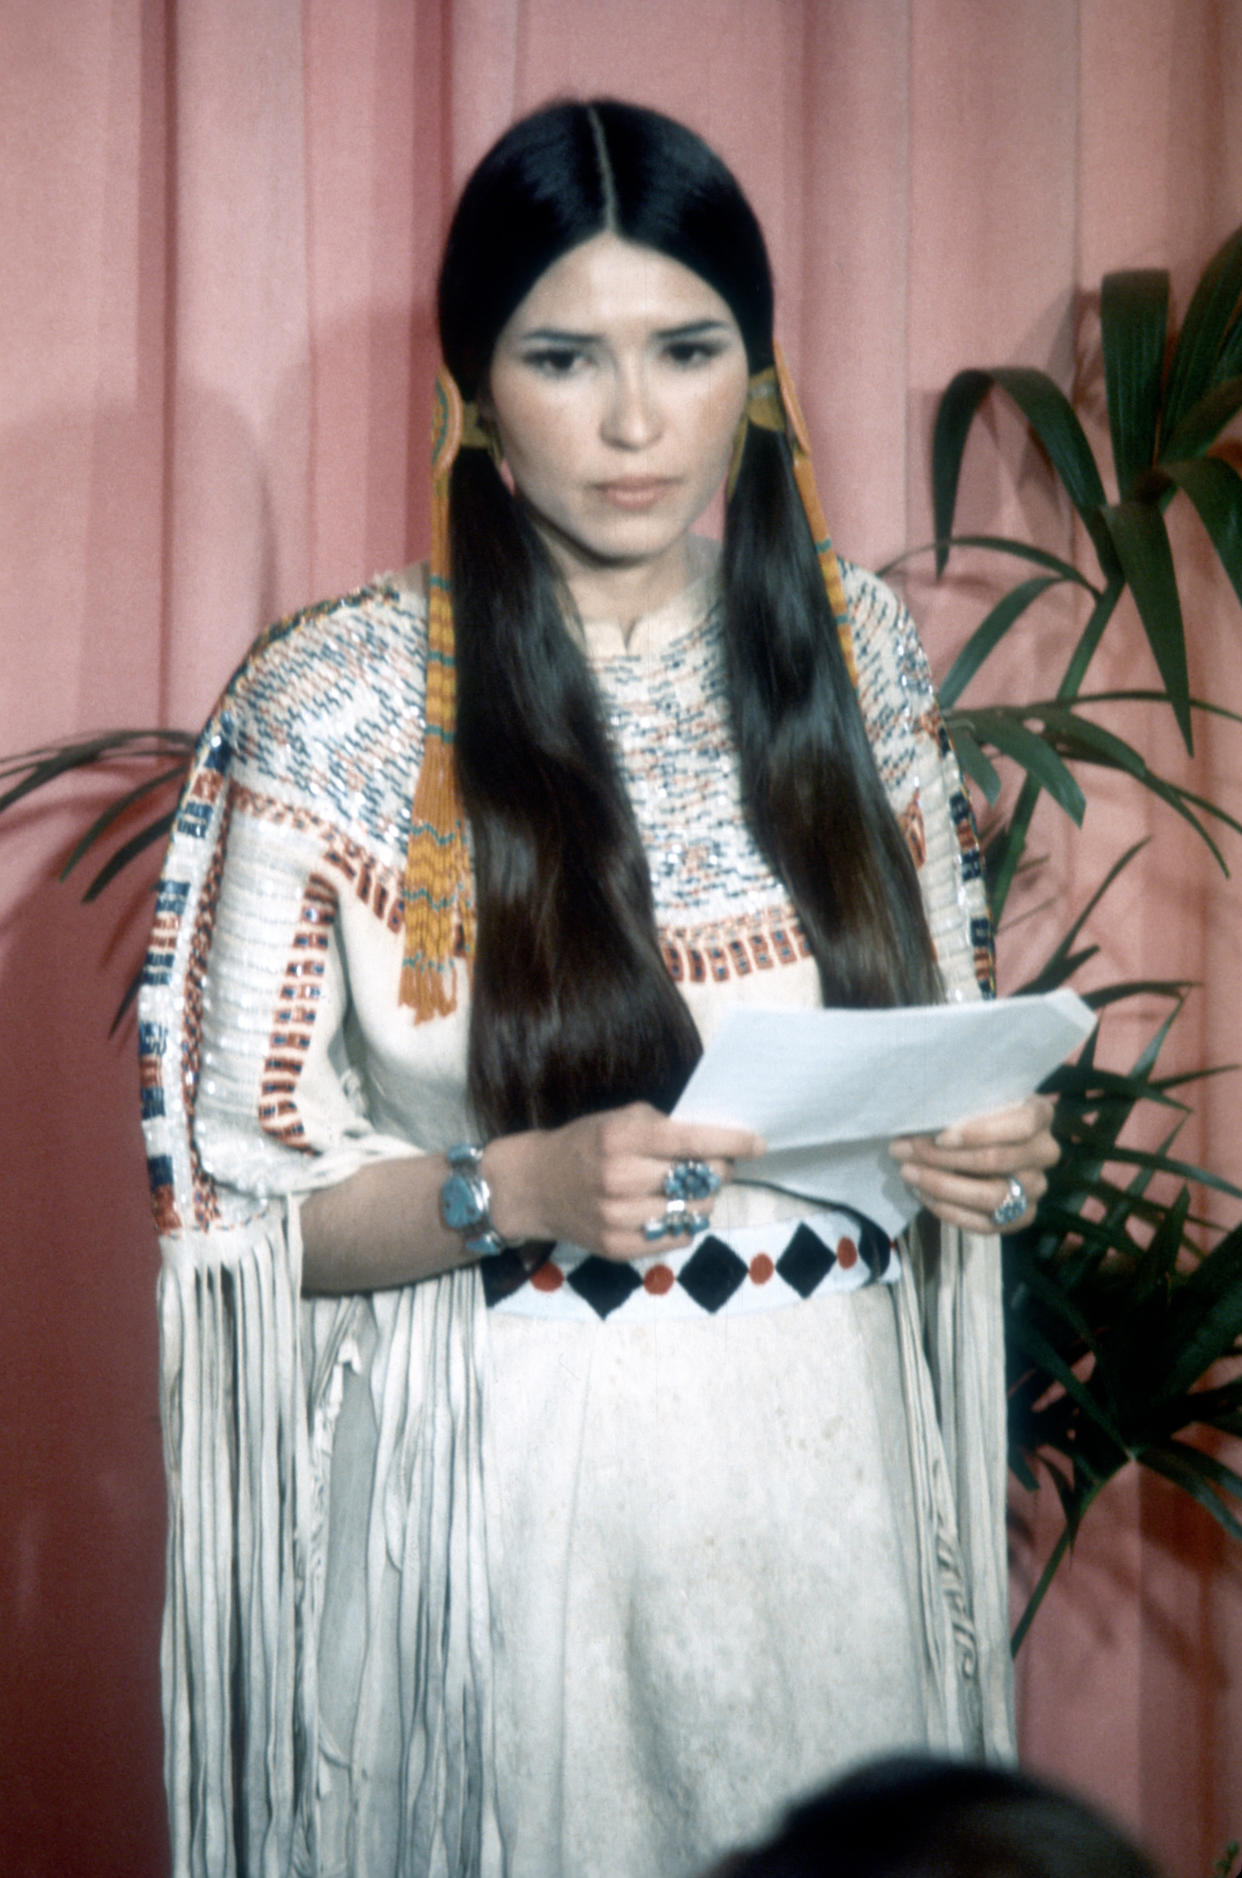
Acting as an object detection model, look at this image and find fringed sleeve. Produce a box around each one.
[157,1209,314,1876]
[846,564,1014,1757]
[139,590,499,1875]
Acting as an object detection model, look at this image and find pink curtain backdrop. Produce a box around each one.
[2,3,1240,1872]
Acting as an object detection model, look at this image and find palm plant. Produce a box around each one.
[911,223,1242,1646]
[930,223,1242,919]
[1005,873,1242,1651]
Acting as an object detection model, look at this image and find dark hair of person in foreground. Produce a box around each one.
[718,1755,1163,1878]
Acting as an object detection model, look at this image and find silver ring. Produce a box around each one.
[663,1158,721,1202]
[642,1197,687,1242]
[641,1200,711,1243]
[992,1175,1029,1229]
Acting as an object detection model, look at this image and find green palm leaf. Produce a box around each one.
[879,534,1098,590]
[1162,223,1242,436]
[951,708,1087,822]
[1098,501,1191,748]
[1038,1063,1191,1114]
[987,368,1111,518]
[1071,690,1242,726]
[932,368,1109,574]
[1167,1379,1242,1431]
[0,728,193,803]
[1030,704,1242,862]
[1151,1221,1242,1400]
[80,811,178,902]
[1101,269,1168,496]
[59,765,188,880]
[1158,457,1242,612]
[1069,1134,1242,1204]
[938,576,1066,708]
[1017,840,1147,992]
[961,699,1239,862]
[1006,1245,1107,1356]
[1079,978,1195,1008]
[1159,373,1242,462]
[945,724,1001,802]
[1008,1315,1127,1453]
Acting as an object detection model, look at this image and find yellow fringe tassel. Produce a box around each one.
[399,366,483,1020]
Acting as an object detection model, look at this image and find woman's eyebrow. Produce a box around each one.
[515,318,733,344]
[515,326,598,344]
[653,319,733,340]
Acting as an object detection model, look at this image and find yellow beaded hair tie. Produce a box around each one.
[399,365,494,1019]
[728,342,858,688]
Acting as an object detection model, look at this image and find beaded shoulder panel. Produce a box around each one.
[202,581,426,867]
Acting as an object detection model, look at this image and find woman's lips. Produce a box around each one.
[593,477,679,510]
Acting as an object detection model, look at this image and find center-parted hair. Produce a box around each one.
[436,99,940,1140]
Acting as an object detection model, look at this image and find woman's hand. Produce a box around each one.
[889,1094,1058,1235]
[486,1101,765,1262]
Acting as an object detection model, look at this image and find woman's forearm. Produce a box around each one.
[298,1105,765,1293]
[299,1130,549,1294]
[300,1153,470,1292]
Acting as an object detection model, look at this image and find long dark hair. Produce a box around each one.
[437,99,939,1138]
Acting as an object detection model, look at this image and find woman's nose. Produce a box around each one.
[600,362,662,448]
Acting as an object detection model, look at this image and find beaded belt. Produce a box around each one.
[483,1208,899,1324]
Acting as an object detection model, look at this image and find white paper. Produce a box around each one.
[672,989,1095,1235]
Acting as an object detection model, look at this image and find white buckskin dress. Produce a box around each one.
[141,538,1012,1878]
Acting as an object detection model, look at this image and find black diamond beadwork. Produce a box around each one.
[858,1217,894,1281]
[481,1247,535,1308]
[568,1256,643,1319]
[776,1224,836,1298]
[677,1235,747,1313]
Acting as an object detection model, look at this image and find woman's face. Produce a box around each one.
[485,232,750,598]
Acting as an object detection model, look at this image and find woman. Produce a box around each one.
[141,99,1056,1878]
